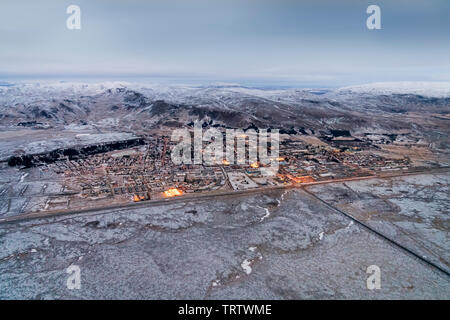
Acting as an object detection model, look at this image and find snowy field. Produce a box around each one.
[0,179,448,299]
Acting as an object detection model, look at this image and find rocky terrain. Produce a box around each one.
[0,82,449,138]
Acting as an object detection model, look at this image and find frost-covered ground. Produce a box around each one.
[0,183,448,299]
[0,164,64,218]
[0,130,138,161]
[306,173,450,275]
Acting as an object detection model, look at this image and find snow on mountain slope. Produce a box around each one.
[335,82,450,98]
[0,81,448,133]
[2,81,449,104]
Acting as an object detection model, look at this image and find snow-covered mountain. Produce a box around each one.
[0,81,448,134]
[335,82,450,98]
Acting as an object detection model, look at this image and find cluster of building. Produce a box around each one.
[278,138,410,182]
[41,133,411,208]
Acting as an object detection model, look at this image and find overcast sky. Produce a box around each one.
[0,0,449,86]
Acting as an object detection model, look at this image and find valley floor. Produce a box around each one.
[0,173,448,299]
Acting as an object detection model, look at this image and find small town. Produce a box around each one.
[35,130,413,212]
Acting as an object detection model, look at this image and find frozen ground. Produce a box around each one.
[306,173,450,274]
[0,164,64,218]
[0,177,448,299]
[0,129,138,161]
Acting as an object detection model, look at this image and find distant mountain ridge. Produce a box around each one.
[335,82,450,98]
[0,81,448,135]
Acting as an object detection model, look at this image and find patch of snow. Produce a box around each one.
[280,190,290,201]
[241,259,252,275]
[19,173,29,183]
[212,279,220,287]
[257,206,270,222]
